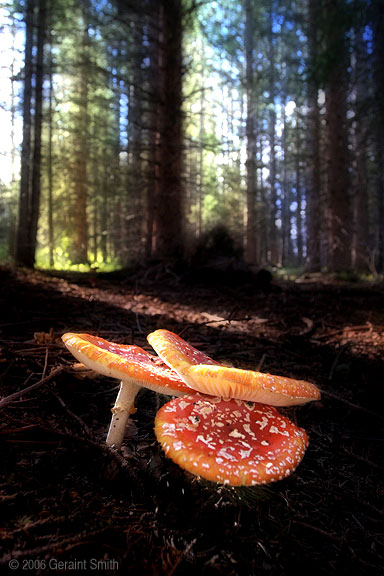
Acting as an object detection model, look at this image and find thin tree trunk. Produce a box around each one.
[111,61,122,263]
[10,13,17,183]
[146,0,161,259]
[306,0,321,272]
[28,0,46,267]
[281,100,287,265]
[268,5,278,264]
[373,0,384,272]
[324,0,350,272]
[101,162,109,263]
[127,16,144,262]
[351,27,369,271]
[296,123,303,264]
[47,27,54,268]
[197,34,205,240]
[258,127,267,263]
[244,0,258,265]
[92,126,100,263]
[153,0,184,258]
[16,0,34,266]
[72,2,90,264]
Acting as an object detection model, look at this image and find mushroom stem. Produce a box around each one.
[106,380,141,449]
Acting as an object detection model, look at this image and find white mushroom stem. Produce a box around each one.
[106,380,141,449]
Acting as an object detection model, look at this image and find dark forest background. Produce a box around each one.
[0,0,383,276]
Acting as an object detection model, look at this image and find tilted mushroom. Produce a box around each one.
[147,329,320,406]
[155,394,309,486]
[62,333,190,448]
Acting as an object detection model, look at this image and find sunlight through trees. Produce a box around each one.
[0,0,382,274]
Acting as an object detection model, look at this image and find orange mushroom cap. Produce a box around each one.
[147,329,320,406]
[62,333,191,395]
[155,394,309,486]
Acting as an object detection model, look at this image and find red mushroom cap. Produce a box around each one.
[147,329,320,406]
[155,394,309,486]
[62,333,190,395]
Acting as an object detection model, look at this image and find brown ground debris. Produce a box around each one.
[0,266,383,575]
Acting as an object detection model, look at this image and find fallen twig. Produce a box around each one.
[0,366,63,410]
[42,347,49,379]
[319,388,384,421]
[293,520,340,541]
[50,390,91,436]
[168,538,197,576]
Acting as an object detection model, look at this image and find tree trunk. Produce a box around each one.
[110,56,122,263]
[306,0,321,271]
[197,34,206,240]
[373,0,384,273]
[71,2,90,264]
[16,0,34,266]
[324,0,350,272]
[296,123,303,264]
[28,0,46,267]
[10,13,17,183]
[244,0,258,266]
[351,26,369,271]
[281,100,291,266]
[153,0,184,259]
[47,33,54,268]
[126,15,144,262]
[146,0,161,258]
[268,5,278,264]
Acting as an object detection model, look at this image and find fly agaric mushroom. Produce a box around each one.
[147,329,320,406]
[155,394,309,486]
[62,333,191,448]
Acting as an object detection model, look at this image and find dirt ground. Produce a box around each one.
[0,265,383,575]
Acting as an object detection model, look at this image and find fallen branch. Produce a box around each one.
[0,366,63,410]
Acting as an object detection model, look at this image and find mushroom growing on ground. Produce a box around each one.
[148,329,320,406]
[155,394,309,485]
[62,333,191,448]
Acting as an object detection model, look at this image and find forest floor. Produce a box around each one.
[0,264,383,575]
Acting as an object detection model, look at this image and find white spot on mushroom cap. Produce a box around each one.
[269,425,290,436]
[228,428,246,439]
[196,434,216,449]
[243,423,256,436]
[217,447,237,462]
[164,405,177,413]
[256,416,269,430]
[178,400,190,411]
